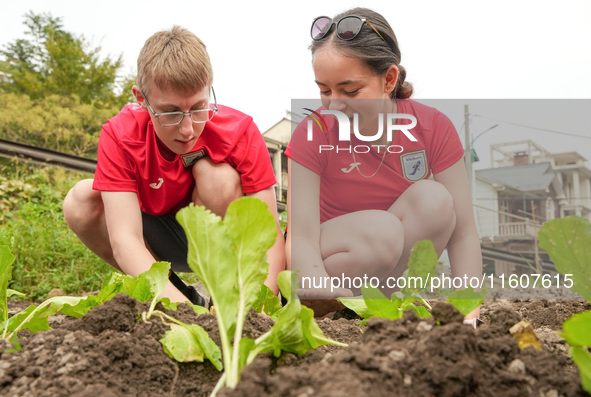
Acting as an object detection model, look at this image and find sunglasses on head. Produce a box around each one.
[311,15,386,42]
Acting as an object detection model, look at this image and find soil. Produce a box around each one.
[1,294,589,397]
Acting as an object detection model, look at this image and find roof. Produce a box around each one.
[262,118,291,146]
[475,162,555,192]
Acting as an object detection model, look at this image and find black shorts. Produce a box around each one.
[142,212,191,273]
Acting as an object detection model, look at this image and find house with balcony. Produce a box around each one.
[474,140,591,275]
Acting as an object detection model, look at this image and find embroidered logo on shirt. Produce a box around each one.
[341,162,362,173]
[149,178,164,189]
[400,149,428,182]
[181,148,207,167]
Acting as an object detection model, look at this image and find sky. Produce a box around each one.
[1,0,590,169]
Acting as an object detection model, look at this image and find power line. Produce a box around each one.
[473,114,591,140]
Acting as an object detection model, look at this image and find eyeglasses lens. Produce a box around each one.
[312,17,332,40]
[337,16,363,40]
[191,109,214,123]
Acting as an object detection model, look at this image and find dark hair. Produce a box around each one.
[310,7,413,99]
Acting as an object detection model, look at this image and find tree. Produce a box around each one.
[0,11,133,107]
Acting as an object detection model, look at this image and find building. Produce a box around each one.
[262,114,292,211]
[474,140,591,275]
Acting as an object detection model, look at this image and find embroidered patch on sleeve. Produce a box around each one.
[400,149,429,182]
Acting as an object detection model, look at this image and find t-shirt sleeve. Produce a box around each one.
[428,111,465,174]
[93,122,137,192]
[285,116,328,175]
[231,119,277,194]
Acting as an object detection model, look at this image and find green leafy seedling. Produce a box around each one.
[339,239,486,322]
[177,197,346,395]
[339,240,438,323]
[539,216,591,393]
[0,245,16,339]
[447,287,487,316]
[539,216,591,300]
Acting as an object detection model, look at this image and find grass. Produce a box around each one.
[1,157,283,300]
[1,159,112,301]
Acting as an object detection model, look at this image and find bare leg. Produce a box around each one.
[63,179,121,271]
[383,179,456,286]
[192,158,243,218]
[320,210,404,285]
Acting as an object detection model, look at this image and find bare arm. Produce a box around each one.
[434,159,483,320]
[246,186,286,294]
[101,191,189,302]
[287,159,352,299]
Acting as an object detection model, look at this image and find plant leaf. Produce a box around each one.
[402,240,438,297]
[0,245,16,325]
[362,286,402,320]
[252,284,282,316]
[6,296,87,336]
[251,271,347,363]
[238,337,256,371]
[117,262,171,302]
[176,203,240,384]
[447,287,487,316]
[338,297,370,319]
[59,295,103,318]
[160,323,223,370]
[138,261,170,300]
[570,346,591,393]
[562,311,591,347]
[538,216,591,299]
[225,197,276,314]
[177,204,239,342]
[7,289,25,298]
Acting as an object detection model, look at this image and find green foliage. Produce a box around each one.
[538,216,591,393]
[447,287,487,316]
[1,258,218,366]
[247,271,346,361]
[176,198,277,388]
[0,12,133,107]
[339,240,486,322]
[1,162,112,300]
[0,12,135,155]
[538,216,591,300]
[0,245,16,336]
[400,239,439,297]
[251,284,282,315]
[0,91,119,157]
[177,198,345,393]
[339,240,438,322]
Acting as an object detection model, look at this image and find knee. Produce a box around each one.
[192,158,243,214]
[63,179,103,229]
[406,180,455,223]
[358,211,405,274]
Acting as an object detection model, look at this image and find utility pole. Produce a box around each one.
[464,105,472,189]
[531,200,542,274]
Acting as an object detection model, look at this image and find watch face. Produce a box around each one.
[181,148,207,167]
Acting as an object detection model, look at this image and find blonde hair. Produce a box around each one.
[137,26,213,95]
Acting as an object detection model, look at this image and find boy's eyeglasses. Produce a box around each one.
[311,15,386,42]
[140,87,218,126]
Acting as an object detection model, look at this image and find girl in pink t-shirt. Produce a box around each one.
[286,7,482,323]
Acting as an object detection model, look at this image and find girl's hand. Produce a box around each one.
[298,287,354,317]
[463,306,482,329]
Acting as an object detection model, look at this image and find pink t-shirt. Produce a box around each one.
[94,103,276,215]
[285,99,464,223]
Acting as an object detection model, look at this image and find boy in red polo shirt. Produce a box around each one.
[63,26,285,304]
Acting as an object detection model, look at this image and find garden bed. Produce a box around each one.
[1,294,589,397]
